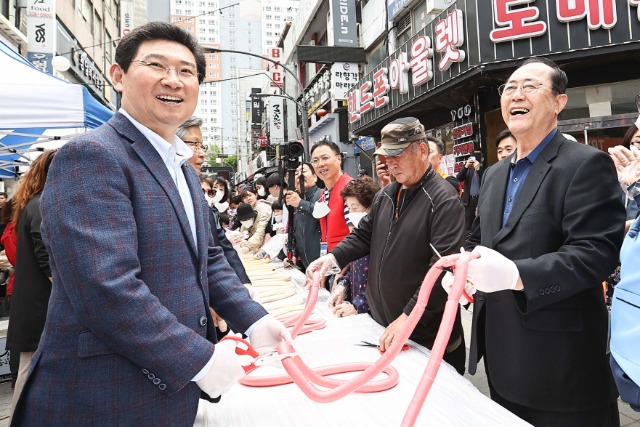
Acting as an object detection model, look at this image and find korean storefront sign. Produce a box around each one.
[331,63,359,101]
[329,0,358,47]
[268,48,284,88]
[349,0,640,131]
[27,0,56,74]
[268,98,285,145]
[348,8,465,124]
[451,104,475,173]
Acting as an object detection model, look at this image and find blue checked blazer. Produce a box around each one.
[11,113,267,426]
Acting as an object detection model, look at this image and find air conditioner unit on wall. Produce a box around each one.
[426,0,454,14]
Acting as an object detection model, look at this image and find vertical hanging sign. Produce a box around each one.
[27,0,56,74]
[269,98,285,145]
[121,0,135,37]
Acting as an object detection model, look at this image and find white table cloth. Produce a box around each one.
[195,288,530,426]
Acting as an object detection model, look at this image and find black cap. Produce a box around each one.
[236,203,257,221]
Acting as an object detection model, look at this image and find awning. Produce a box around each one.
[0,39,113,177]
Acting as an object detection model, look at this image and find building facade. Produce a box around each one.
[347,0,640,176]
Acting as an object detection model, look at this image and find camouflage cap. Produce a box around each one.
[374,117,426,156]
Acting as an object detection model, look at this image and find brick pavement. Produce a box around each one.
[0,310,636,426]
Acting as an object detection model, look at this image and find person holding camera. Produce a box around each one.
[284,162,322,271]
[456,150,484,232]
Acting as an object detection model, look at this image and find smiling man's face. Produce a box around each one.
[500,62,567,143]
[111,39,199,142]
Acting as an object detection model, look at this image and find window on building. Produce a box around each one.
[265,6,272,11]
[80,0,93,27]
[265,14,272,20]
[267,40,273,46]
[275,7,281,12]
[411,1,429,34]
[266,23,272,28]
[366,39,387,74]
[94,13,102,46]
[105,31,112,62]
[395,13,412,46]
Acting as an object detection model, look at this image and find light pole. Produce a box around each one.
[203,47,310,155]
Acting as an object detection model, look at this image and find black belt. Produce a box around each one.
[470,195,479,199]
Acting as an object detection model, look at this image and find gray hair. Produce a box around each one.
[176,116,204,139]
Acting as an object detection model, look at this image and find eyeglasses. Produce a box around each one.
[202,188,216,197]
[498,82,556,97]
[131,60,200,81]
[311,155,336,166]
[184,141,209,151]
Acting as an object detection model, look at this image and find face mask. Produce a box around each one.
[212,191,224,204]
[274,214,283,223]
[204,195,215,206]
[257,188,266,197]
[227,209,237,216]
[347,212,367,228]
[241,219,254,228]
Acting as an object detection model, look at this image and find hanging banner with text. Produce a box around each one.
[269,98,285,145]
[120,0,135,37]
[27,0,56,74]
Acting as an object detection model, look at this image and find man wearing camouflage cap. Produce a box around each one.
[306,117,467,374]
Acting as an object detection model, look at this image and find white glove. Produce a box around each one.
[441,271,476,305]
[305,254,341,279]
[195,339,245,398]
[328,283,347,307]
[248,315,292,355]
[467,246,520,292]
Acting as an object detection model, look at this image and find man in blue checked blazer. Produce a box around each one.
[11,22,290,426]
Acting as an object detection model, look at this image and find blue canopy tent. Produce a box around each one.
[0,39,113,177]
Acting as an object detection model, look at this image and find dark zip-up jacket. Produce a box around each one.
[293,185,322,269]
[331,168,465,348]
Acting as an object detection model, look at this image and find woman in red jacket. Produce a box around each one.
[1,199,16,298]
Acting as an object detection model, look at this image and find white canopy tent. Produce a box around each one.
[0,39,113,177]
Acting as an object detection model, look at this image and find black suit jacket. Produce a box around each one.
[466,132,625,412]
[208,206,251,284]
[456,166,483,206]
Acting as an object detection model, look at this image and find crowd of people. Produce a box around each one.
[1,21,640,427]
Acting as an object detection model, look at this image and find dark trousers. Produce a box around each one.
[464,196,479,232]
[486,366,620,427]
[442,334,466,376]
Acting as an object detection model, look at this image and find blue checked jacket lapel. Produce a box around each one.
[108,113,199,258]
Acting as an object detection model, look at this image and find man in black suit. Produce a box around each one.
[456,150,483,231]
[461,58,624,426]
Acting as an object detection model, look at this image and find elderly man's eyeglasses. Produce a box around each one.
[184,141,208,151]
[131,60,199,81]
[202,188,216,197]
[498,82,555,97]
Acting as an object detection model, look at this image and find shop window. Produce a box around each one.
[560,79,640,121]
